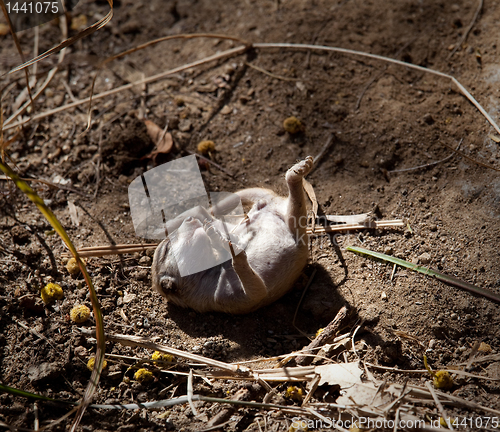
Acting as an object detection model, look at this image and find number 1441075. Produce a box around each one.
[6,2,59,14]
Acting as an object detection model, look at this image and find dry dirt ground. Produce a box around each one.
[1,0,500,430]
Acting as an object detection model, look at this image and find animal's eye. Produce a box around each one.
[160,276,177,293]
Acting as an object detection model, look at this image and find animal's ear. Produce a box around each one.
[160,276,178,294]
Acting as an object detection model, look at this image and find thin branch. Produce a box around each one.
[2,45,248,132]
[389,139,463,173]
[448,0,483,58]
[253,42,500,137]
[425,381,454,430]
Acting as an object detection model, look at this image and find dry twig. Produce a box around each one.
[295,306,349,366]
[448,0,484,58]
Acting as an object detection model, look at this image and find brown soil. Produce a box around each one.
[1,0,500,430]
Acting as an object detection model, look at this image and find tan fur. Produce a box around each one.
[151,156,313,314]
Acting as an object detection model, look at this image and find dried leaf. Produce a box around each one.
[144,120,173,161]
[314,361,362,388]
[478,342,492,353]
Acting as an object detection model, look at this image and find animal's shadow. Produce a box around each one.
[165,246,353,360]
[165,240,402,366]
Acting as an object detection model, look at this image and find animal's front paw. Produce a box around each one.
[286,156,314,183]
[203,219,231,248]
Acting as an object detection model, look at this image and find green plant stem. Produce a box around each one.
[347,246,500,304]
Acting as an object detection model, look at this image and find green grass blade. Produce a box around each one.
[0,383,74,405]
[346,246,500,304]
[0,160,106,430]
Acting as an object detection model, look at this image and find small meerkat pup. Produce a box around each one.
[151,156,314,314]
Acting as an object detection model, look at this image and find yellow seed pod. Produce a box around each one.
[87,356,107,372]
[151,351,174,365]
[40,283,64,304]
[288,424,309,432]
[433,370,454,390]
[423,355,454,390]
[70,305,91,323]
[134,368,154,383]
[197,140,216,155]
[285,386,303,401]
[315,328,325,338]
[439,417,451,427]
[283,116,304,134]
[66,258,80,276]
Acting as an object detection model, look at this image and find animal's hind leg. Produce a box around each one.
[285,156,314,243]
[206,222,268,312]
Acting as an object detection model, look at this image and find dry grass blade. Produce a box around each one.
[365,362,500,381]
[0,161,106,432]
[64,243,158,258]
[439,140,500,172]
[245,61,299,81]
[449,0,483,58]
[2,45,248,133]
[79,329,250,374]
[85,34,248,129]
[5,0,113,75]
[101,33,247,67]
[0,0,34,110]
[311,133,335,170]
[425,381,454,430]
[3,13,69,128]
[389,140,462,173]
[68,219,404,258]
[253,42,500,138]
[308,220,404,234]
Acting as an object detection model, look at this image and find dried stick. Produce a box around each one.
[3,14,69,127]
[389,140,462,173]
[253,42,500,137]
[295,305,349,366]
[68,219,404,258]
[3,45,248,132]
[79,329,250,375]
[448,0,483,58]
[311,133,335,171]
[425,381,454,430]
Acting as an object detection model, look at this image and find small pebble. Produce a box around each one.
[422,113,435,125]
[418,252,431,265]
[139,256,152,266]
